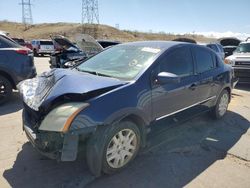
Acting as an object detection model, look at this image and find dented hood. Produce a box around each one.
[43,68,126,104]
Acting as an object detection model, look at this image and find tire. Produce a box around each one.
[33,49,38,57]
[0,76,13,105]
[86,120,141,176]
[211,90,229,119]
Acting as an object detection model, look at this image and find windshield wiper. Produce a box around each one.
[76,68,112,78]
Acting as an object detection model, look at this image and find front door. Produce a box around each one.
[152,46,200,120]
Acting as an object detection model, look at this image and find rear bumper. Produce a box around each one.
[233,67,250,83]
[38,50,54,54]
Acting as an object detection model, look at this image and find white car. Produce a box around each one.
[225,40,250,83]
[31,40,55,57]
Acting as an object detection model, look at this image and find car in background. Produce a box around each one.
[31,39,55,57]
[218,37,241,57]
[19,41,233,176]
[225,40,250,83]
[11,38,26,46]
[0,34,36,104]
[24,41,33,50]
[206,43,225,60]
[12,37,33,50]
[172,38,197,44]
[97,40,121,48]
[50,34,103,68]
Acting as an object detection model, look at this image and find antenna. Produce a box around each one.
[20,0,33,28]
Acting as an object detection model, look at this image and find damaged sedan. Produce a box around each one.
[19,41,234,176]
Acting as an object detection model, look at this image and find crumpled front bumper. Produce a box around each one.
[22,110,79,161]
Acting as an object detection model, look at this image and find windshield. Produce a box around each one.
[76,45,161,80]
[235,43,250,53]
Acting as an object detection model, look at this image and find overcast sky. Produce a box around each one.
[0,0,250,38]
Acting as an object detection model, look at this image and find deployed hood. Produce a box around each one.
[52,34,103,57]
[19,69,126,111]
[218,37,241,47]
[74,34,103,56]
[52,35,80,51]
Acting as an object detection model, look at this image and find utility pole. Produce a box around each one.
[81,0,99,38]
[20,0,33,29]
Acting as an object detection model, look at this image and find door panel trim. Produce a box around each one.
[156,96,216,121]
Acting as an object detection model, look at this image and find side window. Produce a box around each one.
[0,36,14,48]
[160,46,194,77]
[195,47,215,73]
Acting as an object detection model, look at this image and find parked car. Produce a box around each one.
[0,34,36,104]
[11,38,26,46]
[218,37,241,57]
[225,40,250,83]
[19,41,234,176]
[50,34,103,68]
[31,39,55,57]
[24,41,33,50]
[97,40,121,48]
[205,43,225,60]
[172,38,197,44]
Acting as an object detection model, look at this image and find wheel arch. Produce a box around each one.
[0,70,16,89]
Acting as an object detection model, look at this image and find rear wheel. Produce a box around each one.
[0,76,13,104]
[33,49,38,57]
[211,90,229,119]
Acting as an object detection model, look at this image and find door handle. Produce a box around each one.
[189,83,197,90]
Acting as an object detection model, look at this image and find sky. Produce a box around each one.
[0,0,250,39]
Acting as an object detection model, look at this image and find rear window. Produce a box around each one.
[40,41,53,45]
[194,47,215,73]
[0,35,20,48]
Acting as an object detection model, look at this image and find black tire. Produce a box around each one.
[86,120,141,176]
[0,76,13,105]
[211,90,229,119]
[33,49,38,57]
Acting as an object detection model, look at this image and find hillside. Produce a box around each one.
[0,21,215,43]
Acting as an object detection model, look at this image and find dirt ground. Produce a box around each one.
[0,57,250,188]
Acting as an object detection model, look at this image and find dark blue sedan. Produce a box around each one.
[19,41,234,176]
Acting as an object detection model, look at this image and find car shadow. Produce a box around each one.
[0,92,23,116]
[3,111,250,188]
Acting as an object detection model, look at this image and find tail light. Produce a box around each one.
[15,49,31,55]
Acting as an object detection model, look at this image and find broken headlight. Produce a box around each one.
[18,71,55,111]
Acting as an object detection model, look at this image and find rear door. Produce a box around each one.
[192,46,217,101]
[152,46,201,120]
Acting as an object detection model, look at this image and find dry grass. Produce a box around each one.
[0,21,215,43]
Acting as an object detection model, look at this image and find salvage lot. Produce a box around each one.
[0,57,250,188]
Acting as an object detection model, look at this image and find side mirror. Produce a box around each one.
[156,72,180,84]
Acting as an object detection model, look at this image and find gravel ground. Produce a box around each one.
[0,57,249,188]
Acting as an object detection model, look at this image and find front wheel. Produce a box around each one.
[211,90,230,119]
[86,120,141,176]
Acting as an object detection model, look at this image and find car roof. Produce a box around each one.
[120,41,194,51]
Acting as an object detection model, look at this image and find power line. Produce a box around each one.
[19,0,33,27]
[82,0,99,24]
